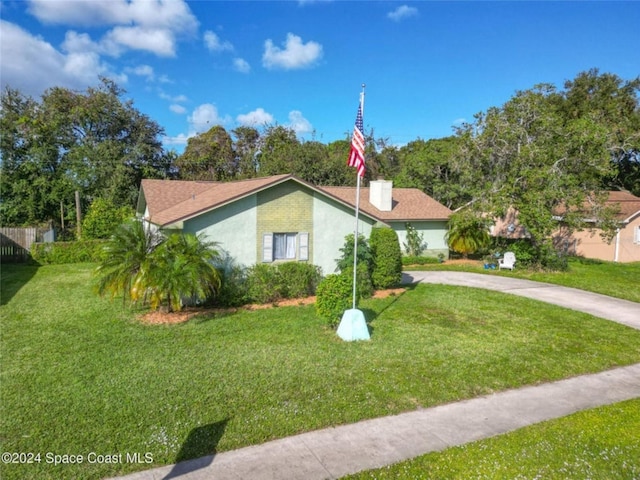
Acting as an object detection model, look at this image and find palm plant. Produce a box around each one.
[445,210,491,258]
[136,232,222,312]
[95,219,163,304]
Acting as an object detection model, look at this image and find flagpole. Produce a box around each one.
[351,84,365,309]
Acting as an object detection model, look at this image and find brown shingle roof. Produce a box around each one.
[140,175,452,226]
[607,191,640,221]
[319,186,452,221]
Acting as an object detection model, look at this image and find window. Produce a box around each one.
[635,226,640,244]
[263,232,309,262]
[274,233,297,260]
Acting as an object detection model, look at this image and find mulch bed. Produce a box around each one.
[139,287,406,325]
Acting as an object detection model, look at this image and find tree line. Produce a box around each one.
[2,70,639,250]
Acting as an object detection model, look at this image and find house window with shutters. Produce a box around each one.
[263,232,309,262]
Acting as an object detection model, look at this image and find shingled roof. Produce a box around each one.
[607,191,640,222]
[139,174,452,227]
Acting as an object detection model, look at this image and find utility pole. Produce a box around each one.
[75,191,82,239]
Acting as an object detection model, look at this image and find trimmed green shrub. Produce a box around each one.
[246,263,284,304]
[278,262,322,299]
[31,240,108,264]
[341,262,374,299]
[315,273,354,326]
[245,262,323,304]
[370,226,402,289]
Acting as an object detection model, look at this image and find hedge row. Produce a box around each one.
[30,240,108,264]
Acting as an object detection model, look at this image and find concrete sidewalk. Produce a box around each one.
[109,273,640,480]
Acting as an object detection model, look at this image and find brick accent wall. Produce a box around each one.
[256,180,314,262]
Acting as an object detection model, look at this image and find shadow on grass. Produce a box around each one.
[360,284,416,335]
[161,418,230,479]
[0,263,39,306]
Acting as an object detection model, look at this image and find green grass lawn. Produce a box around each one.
[407,257,640,302]
[2,263,640,479]
[345,398,640,479]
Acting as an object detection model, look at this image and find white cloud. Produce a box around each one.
[287,110,313,135]
[170,104,187,114]
[105,26,176,57]
[163,133,190,146]
[236,108,274,127]
[125,64,155,81]
[262,33,323,70]
[188,103,231,133]
[204,30,233,53]
[0,20,121,96]
[27,0,198,57]
[387,5,418,22]
[233,58,251,74]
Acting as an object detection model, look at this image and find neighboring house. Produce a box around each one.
[137,174,452,275]
[491,191,640,263]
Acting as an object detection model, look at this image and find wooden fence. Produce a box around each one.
[0,228,38,263]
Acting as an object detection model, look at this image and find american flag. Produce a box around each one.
[347,103,365,177]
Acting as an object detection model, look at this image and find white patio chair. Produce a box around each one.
[498,251,516,270]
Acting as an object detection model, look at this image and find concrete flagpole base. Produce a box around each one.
[337,308,370,341]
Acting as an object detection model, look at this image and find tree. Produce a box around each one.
[394,137,467,209]
[452,76,623,261]
[95,222,222,312]
[256,125,301,176]
[82,198,134,240]
[232,126,261,179]
[445,210,491,258]
[0,80,167,227]
[95,220,163,304]
[176,125,236,180]
[137,233,221,312]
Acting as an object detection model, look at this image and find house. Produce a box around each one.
[491,191,640,263]
[554,191,640,263]
[136,174,452,275]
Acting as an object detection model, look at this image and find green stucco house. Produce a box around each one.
[137,174,452,275]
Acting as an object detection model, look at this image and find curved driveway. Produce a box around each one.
[402,271,640,331]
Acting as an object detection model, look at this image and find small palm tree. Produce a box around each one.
[445,211,491,258]
[95,219,163,304]
[136,232,222,312]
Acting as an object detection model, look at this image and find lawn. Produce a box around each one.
[407,257,640,303]
[2,263,640,479]
[345,398,640,479]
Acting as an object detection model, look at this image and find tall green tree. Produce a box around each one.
[256,125,301,176]
[0,79,168,227]
[232,126,261,179]
[176,125,236,180]
[453,76,623,258]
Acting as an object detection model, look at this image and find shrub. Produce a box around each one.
[401,255,440,266]
[277,262,322,299]
[370,226,402,289]
[403,222,426,256]
[246,263,284,304]
[315,273,354,326]
[335,234,373,274]
[341,262,374,299]
[212,252,249,307]
[31,240,108,264]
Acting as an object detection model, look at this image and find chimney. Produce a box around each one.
[369,179,393,211]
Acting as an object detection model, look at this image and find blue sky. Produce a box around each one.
[1,1,639,152]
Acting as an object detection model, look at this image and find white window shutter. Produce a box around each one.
[263,233,273,262]
[298,232,309,261]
